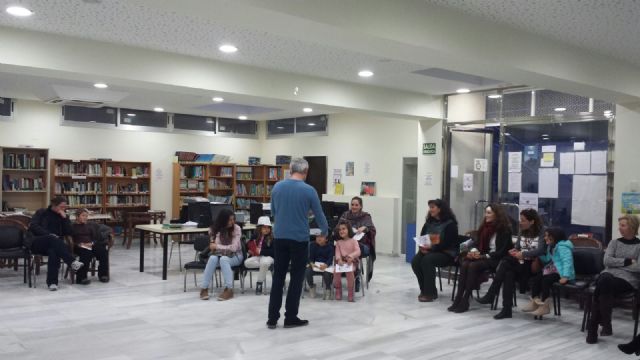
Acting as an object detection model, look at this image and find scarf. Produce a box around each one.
[477,221,496,253]
[342,210,375,230]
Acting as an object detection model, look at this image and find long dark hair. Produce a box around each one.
[334,220,355,240]
[478,203,511,233]
[210,208,235,245]
[254,224,273,246]
[426,199,457,224]
[520,208,543,237]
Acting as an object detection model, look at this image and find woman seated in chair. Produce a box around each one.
[339,196,376,289]
[244,216,274,295]
[411,199,458,302]
[476,208,546,319]
[199,209,243,302]
[333,220,361,302]
[449,203,512,313]
[71,208,111,285]
[528,227,574,318]
[588,215,640,344]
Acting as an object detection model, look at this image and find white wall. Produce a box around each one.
[613,104,640,238]
[416,119,444,231]
[447,93,486,123]
[0,100,262,214]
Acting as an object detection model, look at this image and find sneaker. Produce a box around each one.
[283,317,309,328]
[78,279,91,285]
[266,320,277,329]
[309,285,316,299]
[217,288,234,301]
[70,260,84,271]
[48,284,58,291]
[255,282,263,295]
[323,289,331,300]
[99,276,109,283]
[199,288,209,300]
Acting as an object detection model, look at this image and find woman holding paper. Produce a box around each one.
[339,196,377,287]
[411,199,459,302]
[449,204,513,313]
[333,220,361,302]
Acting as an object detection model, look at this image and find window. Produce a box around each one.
[62,105,117,125]
[267,115,328,137]
[267,118,295,135]
[0,97,12,117]
[173,113,216,133]
[120,108,168,128]
[218,117,257,135]
[296,115,327,133]
[535,90,589,115]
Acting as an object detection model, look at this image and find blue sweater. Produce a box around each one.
[309,242,333,266]
[271,178,328,241]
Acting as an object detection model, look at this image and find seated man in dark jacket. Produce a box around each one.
[28,196,83,291]
[71,208,112,284]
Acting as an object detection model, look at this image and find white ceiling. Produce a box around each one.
[425,0,640,68]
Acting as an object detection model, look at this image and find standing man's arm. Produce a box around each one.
[309,192,328,237]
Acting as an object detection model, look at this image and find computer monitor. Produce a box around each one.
[321,201,334,220]
[187,201,212,228]
[210,203,234,224]
[332,202,349,219]
[249,202,271,224]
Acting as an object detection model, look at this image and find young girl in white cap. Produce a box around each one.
[244,216,275,295]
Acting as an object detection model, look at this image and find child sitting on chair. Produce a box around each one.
[333,220,361,302]
[71,208,111,285]
[244,216,274,295]
[306,232,334,300]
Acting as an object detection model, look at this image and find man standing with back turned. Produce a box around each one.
[267,158,328,329]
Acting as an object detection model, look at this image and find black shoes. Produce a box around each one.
[476,293,494,305]
[284,318,309,328]
[453,300,470,313]
[256,282,263,295]
[99,276,109,283]
[266,320,277,329]
[493,307,512,320]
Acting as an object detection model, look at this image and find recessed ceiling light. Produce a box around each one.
[554,107,566,112]
[504,132,511,136]
[206,118,214,124]
[303,107,313,113]
[219,44,238,53]
[308,122,316,126]
[277,126,284,129]
[6,6,33,17]
[488,94,502,99]
[93,83,108,89]
[358,70,374,78]
[238,115,247,120]
[212,97,224,102]
[126,113,136,117]
[153,107,164,112]
[541,134,549,137]
[456,88,471,94]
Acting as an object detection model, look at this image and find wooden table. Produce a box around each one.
[136,224,209,280]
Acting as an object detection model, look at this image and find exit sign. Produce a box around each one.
[423,143,436,155]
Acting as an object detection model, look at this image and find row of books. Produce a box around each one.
[266,184,274,196]
[208,178,232,190]
[236,166,253,180]
[106,183,149,194]
[55,181,102,194]
[217,167,233,177]
[267,168,281,180]
[2,175,45,191]
[65,195,102,206]
[106,165,149,177]
[106,195,150,206]
[3,153,46,170]
[180,179,205,191]
[55,163,102,176]
[180,165,205,179]
[236,198,259,209]
[236,183,265,196]
[175,151,231,163]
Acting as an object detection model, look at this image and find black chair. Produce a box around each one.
[581,285,640,335]
[0,218,32,287]
[182,235,210,292]
[551,247,604,317]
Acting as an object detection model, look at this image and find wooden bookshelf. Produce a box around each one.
[1,147,49,211]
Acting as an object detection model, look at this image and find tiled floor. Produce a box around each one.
[0,242,635,359]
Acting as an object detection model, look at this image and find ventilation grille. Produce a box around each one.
[46,98,105,108]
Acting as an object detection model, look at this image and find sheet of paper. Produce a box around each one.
[312,261,327,272]
[508,172,522,193]
[575,152,591,174]
[541,145,556,153]
[414,234,431,247]
[474,158,488,172]
[572,175,607,227]
[538,168,559,198]
[590,150,607,174]
[519,192,539,212]
[508,152,522,173]
[540,152,555,167]
[353,232,365,241]
[559,152,575,174]
[334,263,354,273]
[451,165,459,178]
[463,173,473,192]
[574,142,586,151]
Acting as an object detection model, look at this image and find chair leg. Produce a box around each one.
[178,240,182,270]
[451,266,459,301]
[437,267,443,292]
[168,240,174,267]
[183,269,187,292]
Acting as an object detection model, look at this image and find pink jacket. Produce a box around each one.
[334,237,361,261]
[211,224,242,254]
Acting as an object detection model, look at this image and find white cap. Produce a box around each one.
[257,216,272,227]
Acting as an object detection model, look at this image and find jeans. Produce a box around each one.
[201,253,243,289]
[268,239,309,322]
[74,244,109,282]
[244,256,274,283]
[411,251,453,297]
[30,234,75,286]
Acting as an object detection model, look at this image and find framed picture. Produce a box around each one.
[360,181,376,196]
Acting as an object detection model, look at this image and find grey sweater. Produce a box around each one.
[516,228,546,258]
[603,237,640,289]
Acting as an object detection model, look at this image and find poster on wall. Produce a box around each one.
[360,182,376,196]
[508,172,522,193]
[591,151,607,174]
[540,153,555,167]
[559,152,575,174]
[473,158,488,172]
[345,162,354,176]
[519,192,539,212]
[508,152,522,173]
[571,175,607,227]
[451,165,459,178]
[463,173,473,192]
[622,192,640,214]
[333,169,342,184]
[538,168,559,198]
[575,152,591,174]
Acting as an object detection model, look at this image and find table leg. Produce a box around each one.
[139,229,145,272]
[162,234,169,280]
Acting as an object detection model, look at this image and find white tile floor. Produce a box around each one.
[0,242,635,360]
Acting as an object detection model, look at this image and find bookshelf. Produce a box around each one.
[1,147,49,211]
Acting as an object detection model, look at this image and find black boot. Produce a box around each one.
[476,292,495,305]
[618,335,640,355]
[599,295,614,336]
[493,307,512,319]
[586,300,600,344]
[453,290,471,313]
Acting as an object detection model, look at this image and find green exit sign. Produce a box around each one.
[423,143,436,155]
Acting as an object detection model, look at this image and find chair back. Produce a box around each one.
[569,235,602,250]
[572,247,605,277]
[0,220,25,249]
[4,214,31,229]
[192,235,210,252]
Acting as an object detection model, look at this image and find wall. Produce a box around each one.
[416,119,444,237]
[0,100,262,214]
[613,104,640,238]
[447,93,486,123]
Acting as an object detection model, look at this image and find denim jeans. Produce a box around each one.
[244,256,274,283]
[201,253,243,289]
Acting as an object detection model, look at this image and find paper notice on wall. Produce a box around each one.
[575,152,591,174]
[463,173,473,192]
[590,151,607,174]
[519,192,539,212]
[451,165,459,178]
[540,153,555,167]
[508,152,522,173]
[559,152,575,174]
[541,145,557,153]
[474,158,488,172]
[572,175,607,227]
[538,168,559,198]
[333,169,342,184]
[508,172,522,193]
[424,172,433,186]
[574,142,586,151]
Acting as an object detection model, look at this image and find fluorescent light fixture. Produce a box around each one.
[303,107,313,113]
[358,70,374,77]
[212,97,224,102]
[484,122,500,127]
[604,110,612,116]
[277,126,284,129]
[504,132,511,136]
[554,107,566,112]
[153,107,164,112]
[238,115,247,120]
[126,113,136,117]
[206,118,214,124]
[308,123,316,126]
[541,134,549,137]
[456,88,471,94]
[219,44,238,53]
[93,83,108,89]
[488,94,502,99]
[6,6,33,17]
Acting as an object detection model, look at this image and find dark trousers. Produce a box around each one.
[411,251,452,297]
[30,234,75,286]
[486,257,524,307]
[268,239,309,322]
[454,258,498,303]
[591,272,634,328]
[74,244,109,281]
[531,272,560,300]
[305,267,332,289]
